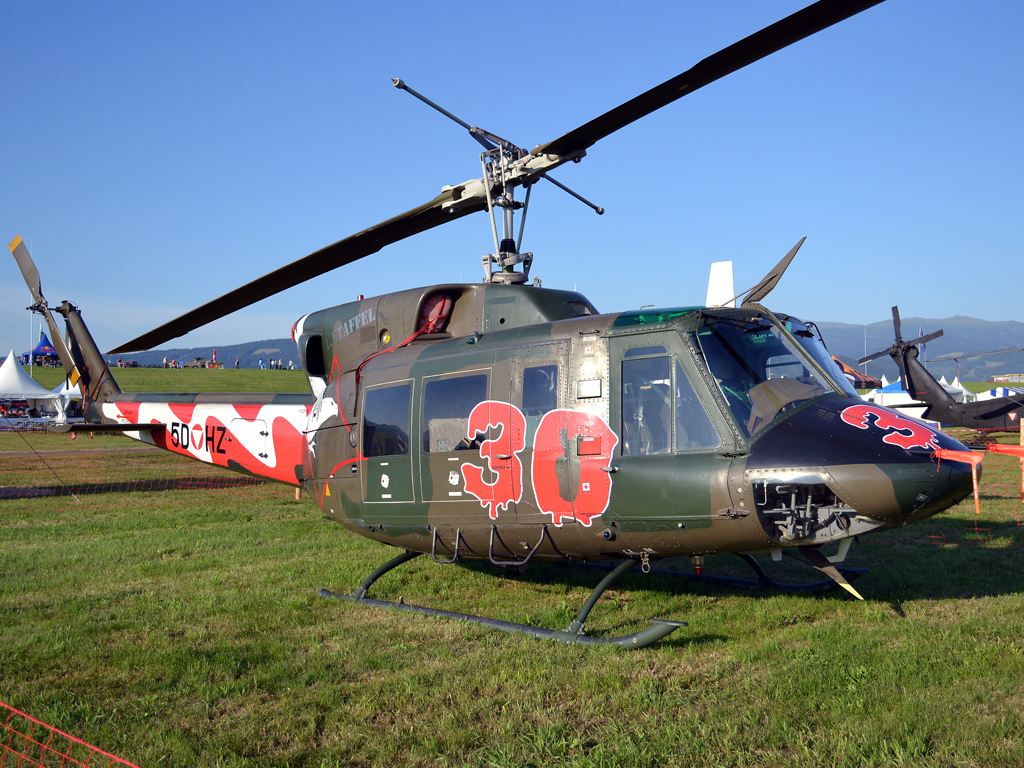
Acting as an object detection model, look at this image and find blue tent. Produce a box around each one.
[32,333,57,357]
[20,333,59,365]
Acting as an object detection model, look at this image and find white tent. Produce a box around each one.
[49,378,82,422]
[977,386,1024,402]
[0,350,59,400]
[861,374,975,425]
[50,379,81,399]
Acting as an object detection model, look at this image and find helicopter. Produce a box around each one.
[10,0,983,648]
[860,306,1024,432]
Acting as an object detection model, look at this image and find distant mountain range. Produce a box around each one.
[818,316,1024,383]
[110,315,1024,383]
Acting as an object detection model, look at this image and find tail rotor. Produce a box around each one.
[9,236,83,387]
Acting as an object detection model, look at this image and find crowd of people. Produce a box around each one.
[147,356,297,370]
[87,356,300,370]
[257,358,295,370]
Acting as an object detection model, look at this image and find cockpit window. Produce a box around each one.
[621,356,672,455]
[780,317,859,398]
[691,313,839,436]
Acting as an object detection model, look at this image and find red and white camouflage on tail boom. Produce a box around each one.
[101,401,313,486]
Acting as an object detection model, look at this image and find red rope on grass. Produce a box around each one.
[1,700,140,768]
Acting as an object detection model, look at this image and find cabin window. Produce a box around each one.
[421,373,489,452]
[675,359,721,451]
[363,382,412,457]
[623,345,667,358]
[621,356,672,456]
[522,365,558,417]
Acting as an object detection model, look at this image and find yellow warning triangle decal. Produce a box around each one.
[324,484,331,497]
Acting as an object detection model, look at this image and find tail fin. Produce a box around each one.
[9,236,121,410]
[57,300,121,406]
[902,346,956,419]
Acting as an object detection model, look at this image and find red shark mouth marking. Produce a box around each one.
[840,403,940,451]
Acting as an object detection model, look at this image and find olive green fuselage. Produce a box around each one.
[297,283,975,564]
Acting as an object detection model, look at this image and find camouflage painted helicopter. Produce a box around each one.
[11,0,981,648]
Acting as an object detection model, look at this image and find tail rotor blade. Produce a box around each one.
[858,348,891,365]
[8,236,83,385]
[891,306,902,342]
[896,357,910,393]
[9,236,42,303]
[907,329,943,347]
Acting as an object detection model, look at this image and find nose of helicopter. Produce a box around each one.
[746,398,976,525]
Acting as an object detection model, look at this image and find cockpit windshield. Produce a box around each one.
[779,316,860,399]
[691,312,845,436]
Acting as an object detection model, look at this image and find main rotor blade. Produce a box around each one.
[741,237,805,308]
[110,0,885,353]
[110,189,487,353]
[891,306,902,342]
[537,0,885,158]
[930,347,1024,362]
[10,235,42,303]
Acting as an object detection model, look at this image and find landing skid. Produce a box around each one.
[319,551,686,649]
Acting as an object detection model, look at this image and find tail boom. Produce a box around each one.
[100,394,314,487]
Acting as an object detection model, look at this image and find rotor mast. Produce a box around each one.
[393,78,602,285]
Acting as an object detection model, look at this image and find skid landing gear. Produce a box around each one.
[319,551,686,649]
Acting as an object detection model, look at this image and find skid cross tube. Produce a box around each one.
[566,558,637,635]
[322,553,686,649]
[350,549,421,599]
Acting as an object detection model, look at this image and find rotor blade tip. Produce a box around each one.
[9,235,22,252]
[841,583,865,601]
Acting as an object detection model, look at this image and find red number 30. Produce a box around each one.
[531,410,618,527]
[461,401,527,520]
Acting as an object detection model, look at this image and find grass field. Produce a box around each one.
[4,371,1024,766]
[29,366,311,394]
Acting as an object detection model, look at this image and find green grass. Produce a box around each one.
[4,370,1024,766]
[30,366,310,394]
[2,480,1024,766]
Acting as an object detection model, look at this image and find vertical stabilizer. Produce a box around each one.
[57,302,121,405]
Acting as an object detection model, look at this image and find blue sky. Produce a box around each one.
[2,0,1022,357]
